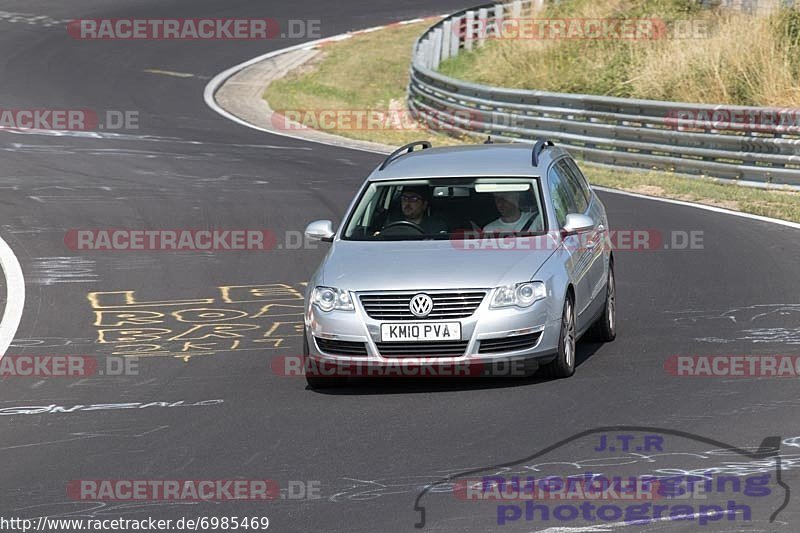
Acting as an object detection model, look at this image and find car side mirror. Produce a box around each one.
[305,220,335,242]
[562,214,594,236]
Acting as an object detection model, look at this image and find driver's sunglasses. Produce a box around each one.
[401,194,424,203]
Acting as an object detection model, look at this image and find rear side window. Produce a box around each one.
[547,164,580,228]
[556,159,589,214]
[563,158,593,206]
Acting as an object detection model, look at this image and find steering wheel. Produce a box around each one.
[380,220,426,236]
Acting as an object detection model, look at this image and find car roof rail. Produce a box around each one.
[378,141,431,171]
[532,139,555,167]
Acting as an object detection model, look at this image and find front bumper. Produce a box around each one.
[304,292,561,376]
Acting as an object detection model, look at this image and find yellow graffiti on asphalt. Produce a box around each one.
[87,283,307,361]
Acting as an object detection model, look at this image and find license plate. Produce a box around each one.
[380,322,461,342]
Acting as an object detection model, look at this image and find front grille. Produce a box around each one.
[478,332,542,354]
[360,291,486,320]
[314,337,369,356]
[375,341,469,357]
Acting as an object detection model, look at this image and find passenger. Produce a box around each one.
[483,191,541,233]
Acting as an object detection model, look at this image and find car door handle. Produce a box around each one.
[584,224,605,249]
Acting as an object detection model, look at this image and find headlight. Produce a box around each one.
[490,282,546,309]
[312,286,355,312]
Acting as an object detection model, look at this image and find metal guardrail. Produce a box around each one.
[408,1,800,185]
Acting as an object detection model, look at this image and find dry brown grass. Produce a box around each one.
[440,1,800,106]
[631,12,800,104]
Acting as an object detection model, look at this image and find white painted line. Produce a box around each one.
[325,34,354,42]
[204,20,800,233]
[0,234,25,361]
[144,68,195,78]
[204,34,377,153]
[593,186,800,230]
[352,26,385,34]
[203,16,444,155]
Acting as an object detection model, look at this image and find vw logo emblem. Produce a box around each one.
[409,293,434,317]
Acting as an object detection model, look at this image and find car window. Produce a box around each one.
[547,164,580,228]
[562,158,593,207]
[556,159,589,213]
[342,178,546,241]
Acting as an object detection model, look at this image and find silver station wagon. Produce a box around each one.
[302,140,615,388]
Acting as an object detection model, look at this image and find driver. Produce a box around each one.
[483,191,541,233]
[384,185,448,234]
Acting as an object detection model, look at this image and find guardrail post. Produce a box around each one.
[511,0,522,19]
[465,10,475,51]
[441,20,452,61]
[450,16,462,58]
[431,28,443,70]
[493,3,504,39]
[477,8,489,46]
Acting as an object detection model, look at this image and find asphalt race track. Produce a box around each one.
[0,1,798,531]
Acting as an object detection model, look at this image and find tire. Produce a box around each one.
[303,327,347,389]
[593,261,617,342]
[540,294,576,379]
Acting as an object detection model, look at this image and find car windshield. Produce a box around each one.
[342,178,546,241]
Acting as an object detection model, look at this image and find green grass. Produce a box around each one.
[582,164,800,222]
[262,15,800,223]
[264,21,463,147]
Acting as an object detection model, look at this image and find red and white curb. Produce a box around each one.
[315,16,442,46]
[203,15,444,153]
